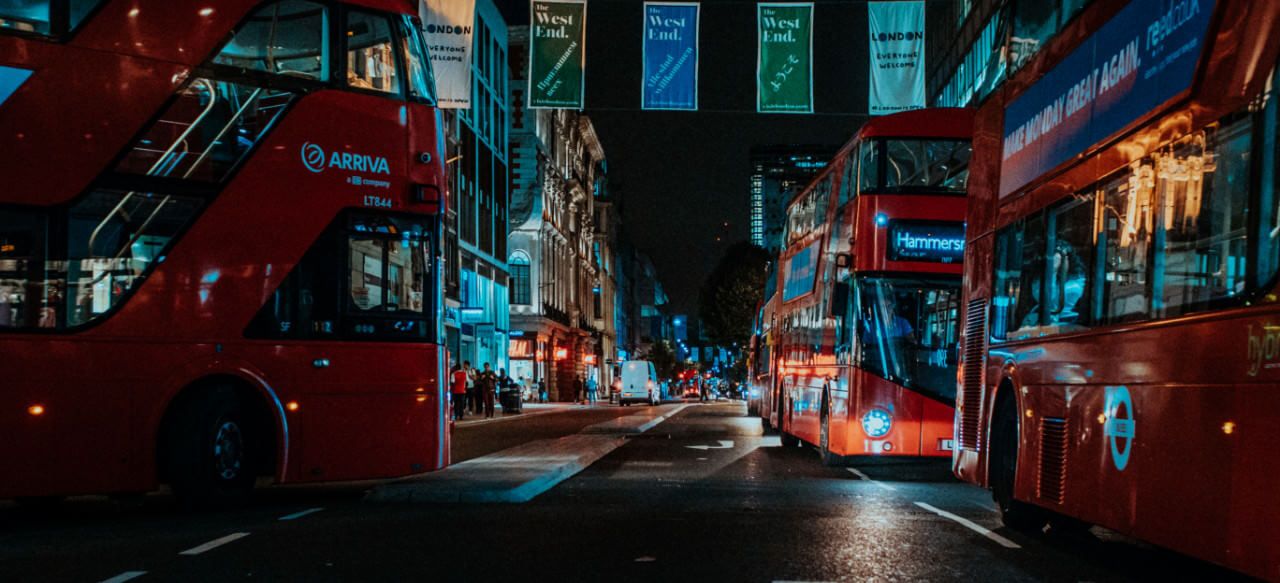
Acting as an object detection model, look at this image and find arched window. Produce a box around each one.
[509,252,531,305]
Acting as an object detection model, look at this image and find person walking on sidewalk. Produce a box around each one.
[449,364,468,421]
[586,375,598,404]
[466,362,481,415]
[478,363,498,418]
[538,379,548,403]
[573,375,585,404]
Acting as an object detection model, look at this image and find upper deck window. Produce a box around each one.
[345,11,401,96]
[881,139,970,193]
[398,15,436,104]
[213,0,330,81]
[0,0,102,37]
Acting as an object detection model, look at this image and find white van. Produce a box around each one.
[619,360,659,406]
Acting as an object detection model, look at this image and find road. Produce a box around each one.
[0,402,1248,582]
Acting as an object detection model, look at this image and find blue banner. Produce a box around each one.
[999,0,1215,197]
[783,241,819,302]
[642,2,699,111]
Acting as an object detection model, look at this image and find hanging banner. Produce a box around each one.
[757,3,813,114]
[642,2,700,111]
[420,0,477,109]
[867,1,925,115]
[529,0,587,109]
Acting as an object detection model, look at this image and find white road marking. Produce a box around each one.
[634,556,657,562]
[178,532,251,555]
[914,502,1021,549]
[846,467,896,491]
[685,440,734,450]
[100,571,147,583]
[278,507,324,521]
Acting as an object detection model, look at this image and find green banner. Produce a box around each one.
[757,3,813,114]
[528,0,587,109]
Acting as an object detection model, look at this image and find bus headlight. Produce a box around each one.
[862,408,892,438]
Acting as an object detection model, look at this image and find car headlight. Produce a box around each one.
[862,408,892,438]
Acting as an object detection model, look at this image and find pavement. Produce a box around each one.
[0,400,1252,582]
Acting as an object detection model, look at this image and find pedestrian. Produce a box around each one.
[449,363,468,421]
[478,363,498,418]
[573,375,585,404]
[538,379,548,403]
[586,375,598,404]
[466,361,481,415]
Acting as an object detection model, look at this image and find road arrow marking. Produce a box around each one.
[685,440,734,450]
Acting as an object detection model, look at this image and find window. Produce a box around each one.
[838,157,856,206]
[1100,164,1153,322]
[509,254,530,305]
[858,140,880,194]
[0,0,103,36]
[248,212,435,341]
[114,79,295,183]
[0,190,203,330]
[345,11,401,95]
[854,276,961,402]
[882,139,971,193]
[213,0,329,81]
[1153,119,1252,318]
[992,96,1280,338]
[397,14,436,104]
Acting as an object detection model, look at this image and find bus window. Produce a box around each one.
[398,15,437,104]
[344,214,434,340]
[346,11,401,96]
[1153,120,1251,318]
[992,213,1045,339]
[855,276,961,402]
[213,0,329,81]
[1100,163,1154,323]
[1044,194,1094,328]
[858,140,879,193]
[883,139,970,193]
[1259,64,1280,290]
[0,0,104,36]
[0,208,44,328]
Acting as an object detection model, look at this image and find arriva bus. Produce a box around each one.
[954,0,1280,578]
[0,0,450,504]
[764,108,973,463]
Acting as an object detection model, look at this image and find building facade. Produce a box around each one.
[442,0,511,374]
[749,145,837,256]
[506,26,612,400]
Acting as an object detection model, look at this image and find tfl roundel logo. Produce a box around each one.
[301,142,326,173]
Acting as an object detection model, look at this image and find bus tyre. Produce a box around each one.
[990,391,1048,532]
[819,405,842,466]
[165,386,257,506]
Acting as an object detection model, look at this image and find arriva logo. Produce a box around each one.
[301,142,326,173]
[299,142,392,175]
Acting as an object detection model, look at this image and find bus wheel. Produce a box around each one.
[990,390,1048,532]
[164,386,257,506]
[818,399,842,466]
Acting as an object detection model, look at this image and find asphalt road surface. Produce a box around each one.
[0,402,1249,582]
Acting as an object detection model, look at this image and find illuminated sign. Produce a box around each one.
[887,221,964,263]
[999,0,1215,197]
[1104,385,1135,471]
[782,240,820,301]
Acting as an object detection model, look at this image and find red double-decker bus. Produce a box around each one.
[762,108,972,462]
[0,0,450,504]
[954,0,1280,577]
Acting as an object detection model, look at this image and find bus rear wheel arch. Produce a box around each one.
[988,380,1049,532]
[158,377,278,506]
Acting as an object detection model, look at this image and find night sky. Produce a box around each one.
[497,0,874,313]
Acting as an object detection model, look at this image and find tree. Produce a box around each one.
[698,242,771,348]
[644,339,679,380]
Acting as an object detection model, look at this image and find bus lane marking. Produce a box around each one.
[99,571,147,583]
[279,507,324,521]
[847,467,896,491]
[178,532,251,556]
[914,502,1021,549]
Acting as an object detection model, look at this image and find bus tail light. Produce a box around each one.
[27,404,45,416]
